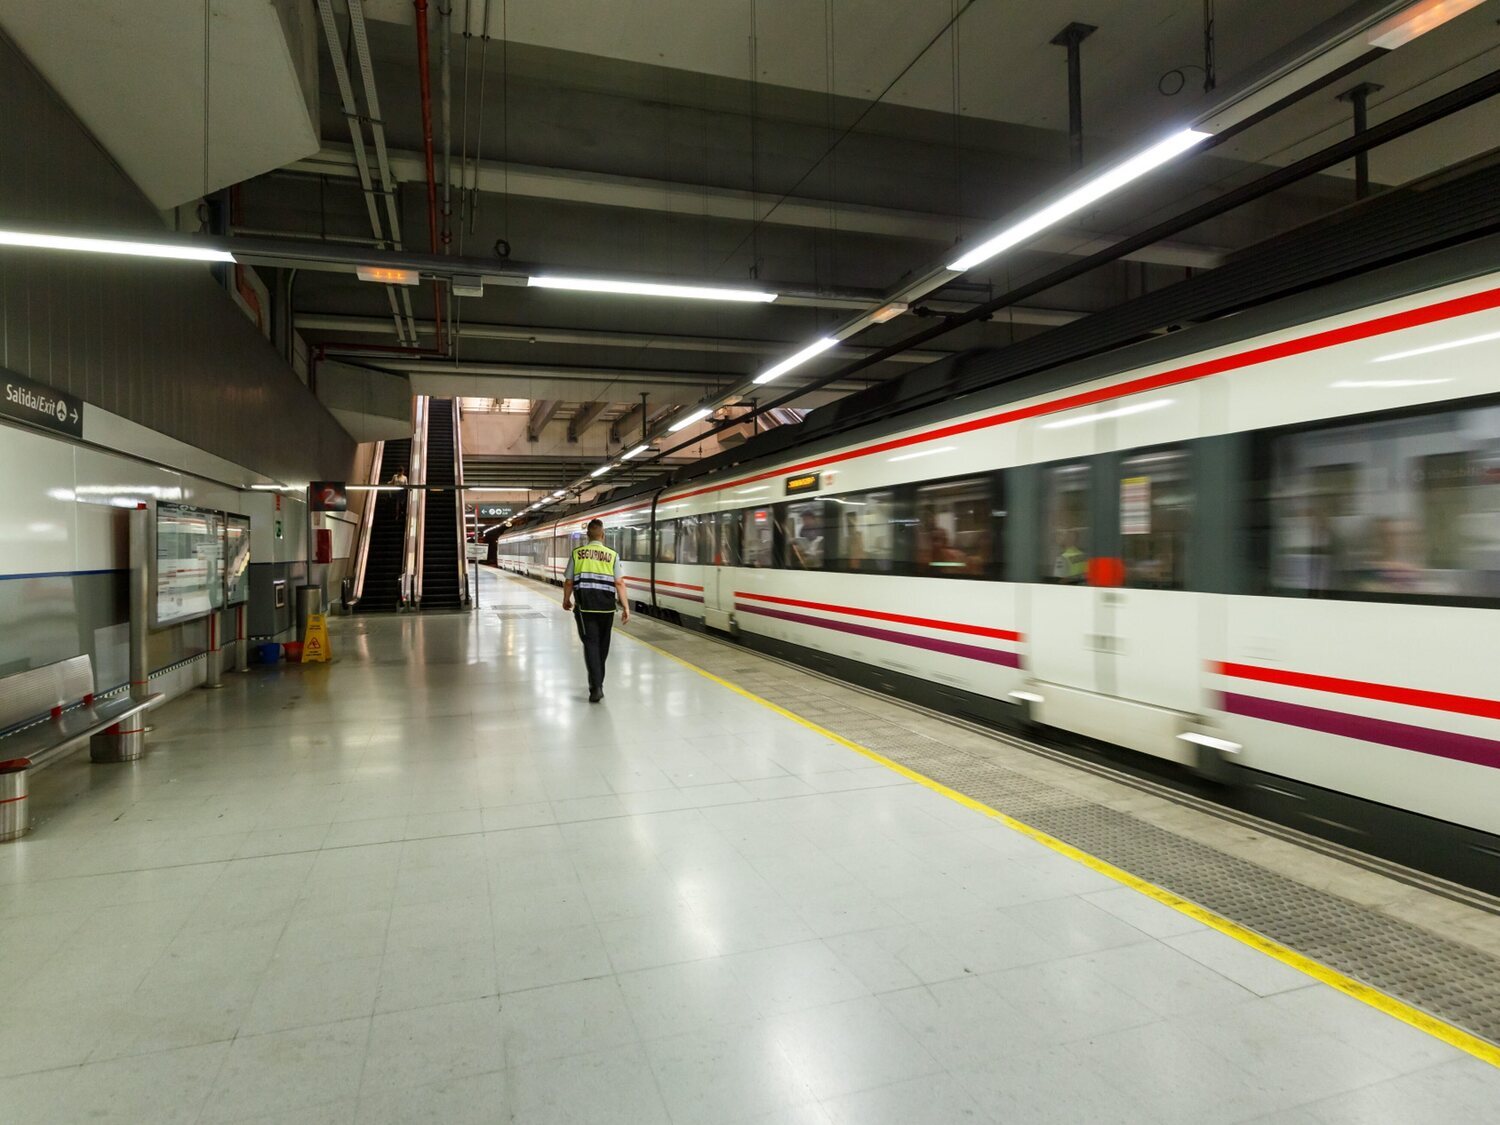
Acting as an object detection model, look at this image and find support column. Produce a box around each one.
[1339,83,1382,200]
[1051,22,1096,171]
[91,505,149,763]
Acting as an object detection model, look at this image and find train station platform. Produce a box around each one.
[2,567,1497,1123]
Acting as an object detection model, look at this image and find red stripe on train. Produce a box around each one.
[735,591,1021,642]
[1214,662,1500,722]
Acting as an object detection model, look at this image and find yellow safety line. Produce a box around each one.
[621,629,1500,1068]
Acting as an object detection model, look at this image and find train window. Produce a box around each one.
[1041,463,1091,583]
[783,500,828,569]
[603,527,620,554]
[828,490,907,572]
[915,478,992,578]
[656,520,677,563]
[621,524,641,562]
[679,515,703,565]
[713,511,742,567]
[743,507,774,567]
[1119,450,1191,589]
[1265,403,1500,601]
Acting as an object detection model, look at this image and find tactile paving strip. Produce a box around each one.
[634,620,1500,1046]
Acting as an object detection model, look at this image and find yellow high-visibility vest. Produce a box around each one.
[570,543,619,612]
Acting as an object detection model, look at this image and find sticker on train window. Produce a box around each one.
[785,472,821,496]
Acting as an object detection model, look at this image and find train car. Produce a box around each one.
[499,244,1500,859]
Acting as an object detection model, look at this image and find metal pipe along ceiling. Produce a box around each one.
[413,0,446,353]
[315,0,411,344]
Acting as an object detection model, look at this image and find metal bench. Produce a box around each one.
[0,655,159,842]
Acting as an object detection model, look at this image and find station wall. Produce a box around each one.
[0,31,364,708]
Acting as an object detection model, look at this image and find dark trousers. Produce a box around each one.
[574,611,614,692]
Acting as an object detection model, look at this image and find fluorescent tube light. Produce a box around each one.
[551,490,567,498]
[1042,399,1173,429]
[947,128,1212,273]
[589,465,612,478]
[0,229,234,263]
[888,445,956,463]
[754,337,839,385]
[1368,0,1486,49]
[1373,328,1500,362]
[528,276,777,303]
[669,407,712,432]
[620,444,651,460]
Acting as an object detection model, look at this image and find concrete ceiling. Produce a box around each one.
[7,0,1498,484]
[0,0,322,209]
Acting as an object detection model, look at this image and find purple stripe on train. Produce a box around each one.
[1220,692,1500,771]
[736,602,1020,668]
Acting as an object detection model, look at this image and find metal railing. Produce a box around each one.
[453,399,470,606]
[350,439,385,606]
[409,396,429,607]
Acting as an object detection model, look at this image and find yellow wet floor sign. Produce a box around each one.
[302,613,331,663]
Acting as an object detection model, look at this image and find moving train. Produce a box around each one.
[497,245,1500,880]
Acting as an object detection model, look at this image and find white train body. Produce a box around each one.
[499,266,1500,840]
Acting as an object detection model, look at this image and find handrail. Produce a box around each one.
[350,439,385,605]
[410,395,430,606]
[453,399,470,605]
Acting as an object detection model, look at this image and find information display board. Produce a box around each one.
[153,503,224,627]
[223,513,252,606]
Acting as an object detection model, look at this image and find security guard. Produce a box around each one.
[561,519,630,702]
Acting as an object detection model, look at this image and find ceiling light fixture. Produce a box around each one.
[1368,0,1487,49]
[620,444,652,460]
[946,128,1212,273]
[668,407,712,432]
[589,465,612,477]
[754,337,839,385]
[0,229,235,263]
[870,301,909,324]
[527,276,777,303]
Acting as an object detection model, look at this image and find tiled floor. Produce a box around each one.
[2,569,1496,1123]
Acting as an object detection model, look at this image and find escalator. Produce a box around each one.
[357,439,409,614]
[419,398,464,610]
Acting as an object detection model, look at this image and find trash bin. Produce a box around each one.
[283,641,304,663]
[255,642,282,665]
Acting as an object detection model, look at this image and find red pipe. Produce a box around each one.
[413,0,446,354]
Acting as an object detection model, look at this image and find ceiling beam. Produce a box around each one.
[359,359,872,406]
[609,401,647,446]
[567,402,609,442]
[527,400,560,441]
[295,313,1025,359]
[293,145,1225,270]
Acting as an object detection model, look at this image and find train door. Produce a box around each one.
[1026,441,1203,764]
[1028,460,1101,693]
[702,510,734,630]
[1099,446,1201,716]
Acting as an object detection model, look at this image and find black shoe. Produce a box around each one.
[588,689,602,703]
